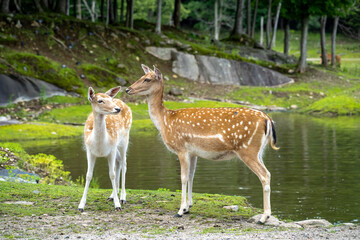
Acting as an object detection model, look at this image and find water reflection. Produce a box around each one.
[20,113,360,223]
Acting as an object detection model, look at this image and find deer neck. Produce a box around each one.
[92,112,108,141]
[147,87,167,132]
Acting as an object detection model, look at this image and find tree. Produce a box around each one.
[1,0,10,14]
[268,0,281,49]
[251,0,259,38]
[231,0,245,38]
[214,0,223,41]
[266,0,272,48]
[113,0,119,24]
[120,0,125,22]
[173,0,181,28]
[247,0,251,35]
[298,14,309,73]
[34,0,44,13]
[155,0,162,34]
[331,16,339,67]
[56,0,67,14]
[126,0,134,29]
[76,0,82,19]
[320,16,327,66]
[283,18,290,55]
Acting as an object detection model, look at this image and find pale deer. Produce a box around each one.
[78,86,132,212]
[126,65,279,223]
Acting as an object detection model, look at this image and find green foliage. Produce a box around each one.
[4,52,84,94]
[0,123,83,141]
[45,95,84,104]
[305,95,360,115]
[0,33,17,44]
[39,105,91,124]
[80,64,125,88]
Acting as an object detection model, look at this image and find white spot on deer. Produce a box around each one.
[240,121,243,125]
[223,130,226,134]
[245,126,248,130]
[242,143,248,149]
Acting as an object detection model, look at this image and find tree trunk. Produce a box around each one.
[155,0,162,34]
[251,0,258,38]
[260,16,264,46]
[100,0,104,22]
[82,0,96,22]
[34,0,44,12]
[320,16,327,66]
[56,0,67,14]
[231,0,245,38]
[247,0,251,35]
[266,0,272,48]
[268,0,281,49]
[284,18,289,56]
[214,0,222,41]
[297,15,309,73]
[125,0,133,29]
[66,0,70,15]
[14,0,22,13]
[113,0,118,23]
[120,0,124,22]
[1,0,10,14]
[331,16,339,67]
[173,0,181,29]
[42,0,49,8]
[106,0,110,25]
[76,0,81,19]
[129,0,134,29]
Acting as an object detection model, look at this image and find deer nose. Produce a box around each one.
[114,107,121,113]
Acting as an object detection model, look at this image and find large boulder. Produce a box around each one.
[196,55,293,86]
[171,51,199,81]
[145,47,177,61]
[0,74,67,106]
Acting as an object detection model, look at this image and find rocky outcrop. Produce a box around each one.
[146,47,294,87]
[0,74,67,106]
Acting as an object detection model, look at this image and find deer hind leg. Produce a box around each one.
[236,150,271,224]
[118,138,129,204]
[175,151,191,217]
[108,150,121,211]
[187,155,197,209]
[107,149,121,202]
[78,151,96,212]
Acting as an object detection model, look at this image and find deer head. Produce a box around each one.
[125,64,163,96]
[88,86,122,115]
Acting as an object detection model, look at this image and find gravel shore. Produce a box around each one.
[1,208,359,239]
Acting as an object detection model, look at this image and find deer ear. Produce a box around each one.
[105,86,122,98]
[88,87,95,102]
[153,66,162,81]
[141,64,152,74]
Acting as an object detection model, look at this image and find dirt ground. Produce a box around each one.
[1,207,359,240]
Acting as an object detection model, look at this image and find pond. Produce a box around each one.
[19,113,360,224]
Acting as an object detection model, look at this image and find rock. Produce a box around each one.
[4,201,34,205]
[115,77,127,86]
[169,87,182,96]
[145,47,177,61]
[171,51,199,81]
[290,104,298,109]
[343,223,355,226]
[15,20,22,28]
[117,63,126,69]
[110,33,118,39]
[31,21,40,27]
[164,76,170,81]
[126,43,135,49]
[223,205,239,212]
[143,39,151,45]
[295,219,332,228]
[249,214,302,228]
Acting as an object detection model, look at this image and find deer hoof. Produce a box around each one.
[183,209,190,214]
[256,220,265,225]
[78,208,84,213]
[115,207,122,211]
[174,213,183,218]
[120,200,126,204]
[106,197,113,202]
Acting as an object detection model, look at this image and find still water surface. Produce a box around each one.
[20,113,360,223]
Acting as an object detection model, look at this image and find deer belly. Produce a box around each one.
[185,143,236,161]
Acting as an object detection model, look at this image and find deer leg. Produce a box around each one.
[237,151,271,224]
[118,140,128,204]
[175,152,190,217]
[107,150,121,202]
[108,151,121,211]
[78,151,96,212]
[187,155,197,209]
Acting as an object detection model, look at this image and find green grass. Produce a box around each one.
[305,95,360,115]
[0,181,259,220]
[0,122,83,141]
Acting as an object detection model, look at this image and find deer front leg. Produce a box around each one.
[108,151,121,211]
[118,143,128,204]
[78,151,96,212]
[107,151,121,202]
[187,155,197,209]
[175,152,190,217]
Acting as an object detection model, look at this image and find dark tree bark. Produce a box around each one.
[113,0,118,23]
[1,0,10,14]
[76,0,81,19]
[266,0,272,48]
[42,0,49,8]
[120,0,124,22]
[125,0,133,29]
[100,0,105,22]
[34,0,44,12]
[320,16,327,66]
[297,15,309,73]
[251,0,258,38]
[231,0,245,38]
[268,0,281,50]
[155,0,162,34]
[247,0,251,35]
[331,16,339,67]
[56,0,67,14]
[173,0,181,28]
[14,0,22,13]
[284,18,290,56]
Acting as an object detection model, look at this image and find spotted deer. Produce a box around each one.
[126,65,279,223]
[78,86,132,212]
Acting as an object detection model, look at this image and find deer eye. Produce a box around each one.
[98,99,104,104]
[144,78,151,83]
